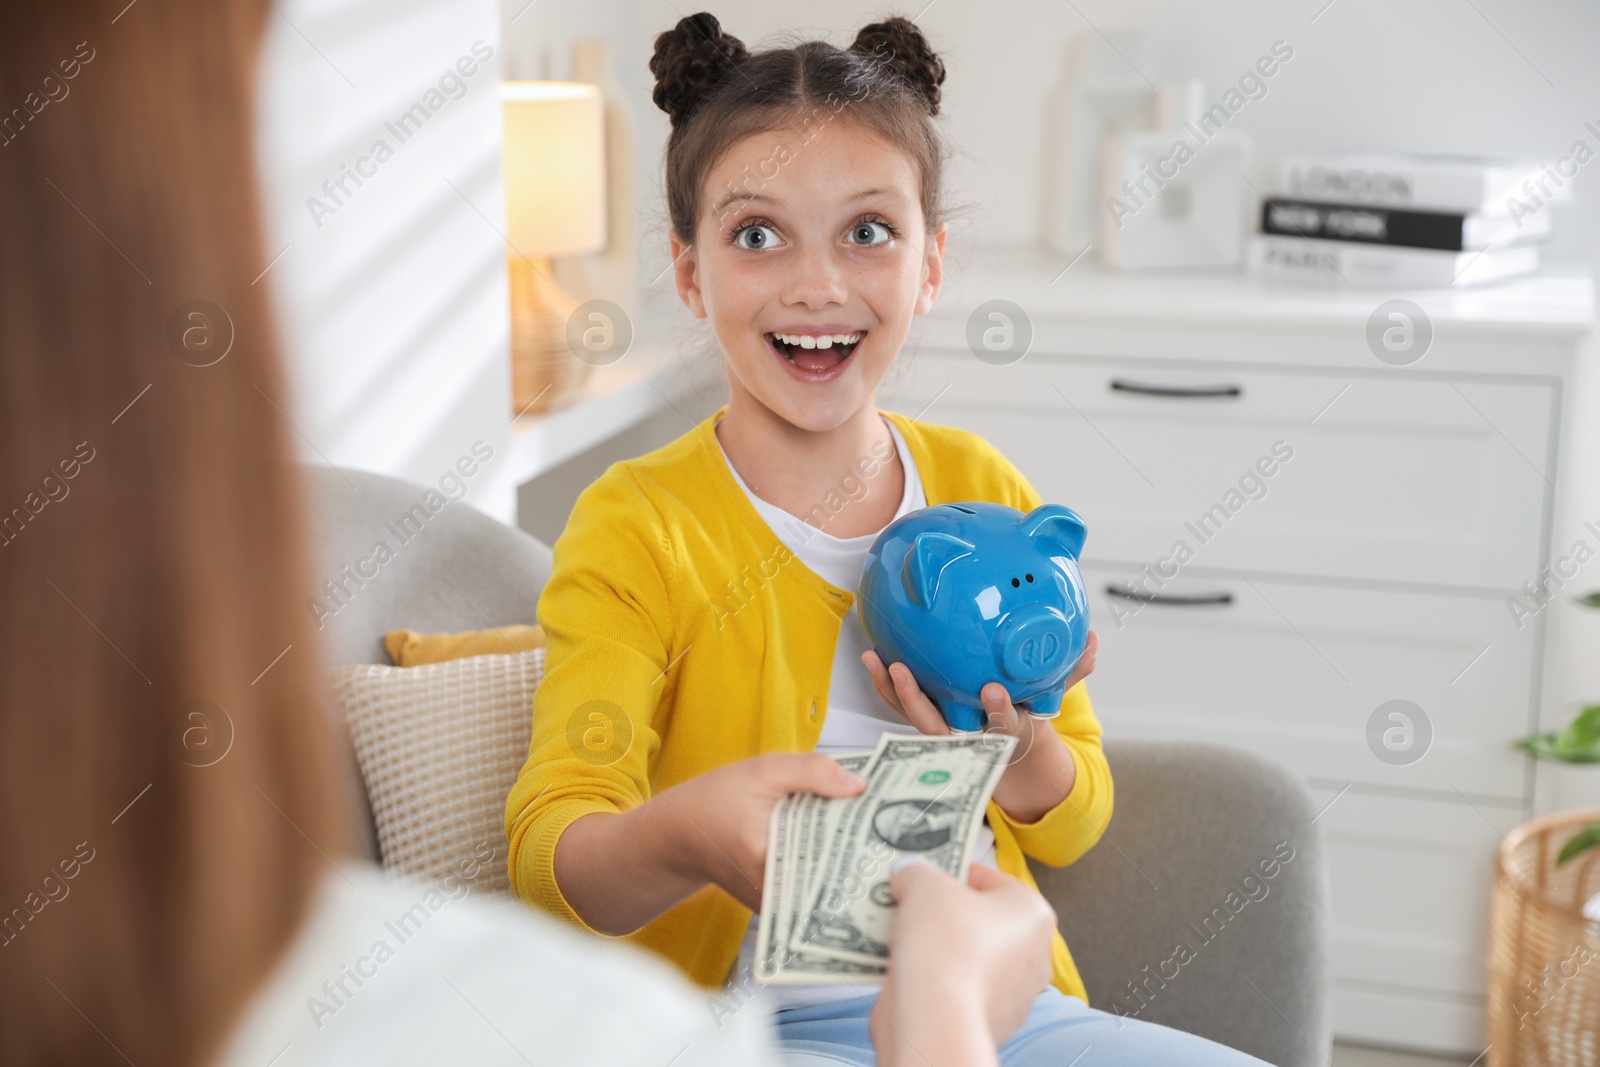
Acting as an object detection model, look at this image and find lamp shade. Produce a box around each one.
[499,81,606,257]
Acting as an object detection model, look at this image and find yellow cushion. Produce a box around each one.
[384,624,545,667]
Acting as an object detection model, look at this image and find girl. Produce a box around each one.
[505,13,1270,1066]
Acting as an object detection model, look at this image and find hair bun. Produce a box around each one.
[650,12,749,126]
[850,17,945,115]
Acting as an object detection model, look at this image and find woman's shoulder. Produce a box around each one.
[217,863,775,1067]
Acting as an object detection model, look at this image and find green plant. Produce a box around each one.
[1514,590,1600,866]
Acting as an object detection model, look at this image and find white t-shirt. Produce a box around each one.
[216,863,776,1067]
[714,414,998,1013]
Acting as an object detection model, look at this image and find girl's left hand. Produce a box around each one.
[861,630,1098,822]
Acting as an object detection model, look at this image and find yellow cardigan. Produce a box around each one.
[504,403,1114,1002]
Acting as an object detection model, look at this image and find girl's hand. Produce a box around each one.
[650,752,867,912]
[861,631,1098,822]
[861,631,1097,738]
[870,859,1058,1066]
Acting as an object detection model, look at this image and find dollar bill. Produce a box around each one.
[788,733,1015,968]
[755,751,885,984]
[796,752,875,916]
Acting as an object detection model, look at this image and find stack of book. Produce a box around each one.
[1247,151,1565,287]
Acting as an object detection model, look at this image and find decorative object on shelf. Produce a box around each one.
[1247,236,1540,288]
[1098,79,1252,270]
[1259,197,1553,251]
[1040,29,1168,260]
[1486,587,1600,1063]
[1045,31,1294,272]
[1250,151,1560,288]
[553,39,639,325]
[499,81,606,414]
[1277,150,1572,213]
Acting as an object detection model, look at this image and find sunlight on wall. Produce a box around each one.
[255,0,515,522]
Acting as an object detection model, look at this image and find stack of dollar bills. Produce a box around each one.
[755,731,1018,984]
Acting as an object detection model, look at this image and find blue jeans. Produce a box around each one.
[770,985,1273,1065]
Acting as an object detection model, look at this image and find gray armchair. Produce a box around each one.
[307,465,1332,1066]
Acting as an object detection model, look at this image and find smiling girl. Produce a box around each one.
[505,13,1268,1066]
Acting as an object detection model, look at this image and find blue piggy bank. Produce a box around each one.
[857,502,1090,733]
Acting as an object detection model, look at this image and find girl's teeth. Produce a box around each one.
[774,332,862,347]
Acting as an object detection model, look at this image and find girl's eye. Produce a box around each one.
[847,220,894,246]
[733,224,780,251]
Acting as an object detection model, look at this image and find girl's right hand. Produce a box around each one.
[651,752,868,912]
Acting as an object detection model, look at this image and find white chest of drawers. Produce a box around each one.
[884,246,1597,1054]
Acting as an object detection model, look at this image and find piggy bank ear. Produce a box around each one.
[1019,504,1087,559]
[901,532,975,610]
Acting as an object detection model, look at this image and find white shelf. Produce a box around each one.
[929,243,1594,337]
[507,343,678,485]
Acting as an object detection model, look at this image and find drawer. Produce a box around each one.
[1332,986,1484,1058]
[1079,563,1536,800]
[894,354,1554,590]
[1312,784,1513,1000]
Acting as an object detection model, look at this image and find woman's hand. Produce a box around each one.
[650,752,867,912]
[860,631,1098,822]
[870,859,1059,1067]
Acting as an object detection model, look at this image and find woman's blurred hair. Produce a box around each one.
[0,2,352,1064]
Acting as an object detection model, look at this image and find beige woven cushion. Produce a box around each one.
[329,648,542,898]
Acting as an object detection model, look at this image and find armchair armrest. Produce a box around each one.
[1028,739,1332,1066]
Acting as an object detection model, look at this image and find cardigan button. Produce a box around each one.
[809,699,818,721]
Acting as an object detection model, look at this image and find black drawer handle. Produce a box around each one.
[1106,583,1234,606]
[1110,378,1243,399]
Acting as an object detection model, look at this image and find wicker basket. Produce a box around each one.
[1486,808,1600,1065]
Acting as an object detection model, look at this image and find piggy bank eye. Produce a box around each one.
[1011,577,1020,588]
[1026,574,1034,583]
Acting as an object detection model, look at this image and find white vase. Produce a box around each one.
[1040,30,1165,259]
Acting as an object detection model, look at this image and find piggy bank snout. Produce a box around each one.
[996,609,1073,684]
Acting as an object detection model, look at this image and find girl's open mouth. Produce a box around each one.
[765,331,864,381]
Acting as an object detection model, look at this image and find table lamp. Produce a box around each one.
[499,81,606,414]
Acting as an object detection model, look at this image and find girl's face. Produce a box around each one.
[671,118,947,434]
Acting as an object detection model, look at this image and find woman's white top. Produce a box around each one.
[713,414,998,1013]
[217,863,776,1067]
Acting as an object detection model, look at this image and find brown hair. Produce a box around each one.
[0,2,351,1065]
[649,12,948,242]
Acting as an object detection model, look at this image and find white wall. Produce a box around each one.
[257,0,516,522]
[508,0,1600,277]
